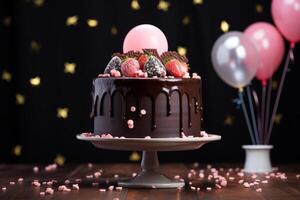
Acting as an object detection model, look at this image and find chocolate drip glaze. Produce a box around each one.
[92,77,202,138]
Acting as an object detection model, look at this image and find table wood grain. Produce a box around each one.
[0,163,299,200]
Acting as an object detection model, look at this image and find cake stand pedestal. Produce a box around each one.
[76,134,221,188]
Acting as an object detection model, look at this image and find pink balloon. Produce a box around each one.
[245,22,285,85]
[123,24,168,55]
[272,0,300,43]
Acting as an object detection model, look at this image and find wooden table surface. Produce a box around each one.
[0,163,299,200]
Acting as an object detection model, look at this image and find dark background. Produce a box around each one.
[0,0,299,164]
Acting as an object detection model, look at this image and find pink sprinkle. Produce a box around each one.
[86,175,93,179]
[99,188,106,192]
[94,171,101,178]
[45,163,57,172]
[188,181,193,185]
[42,181,47,185]
[243,182,250,188]
[33,166,39,173]
[174,175,180,179]
[251,174,257,179]
[47,181,53,186]
[190,186,196,191]
[114,174,119,178]
[132,172,137,177]
[18,178,24,182]
[262,180,268,184]
[32,181,41,187]
[229,177,235,181]
[206,187,212,191]
[58,185,67,191]
[181,132,187,138]
[72,184,79,190]
[238,179,244,184]
[108,185,114,191]
[256,188,262,192]
[265,175,270,179]
[127,119,134,129]
[237,172,244,177]
[215,184,222,189]
[130,106,136,112]
[144,136,151,139]
[40,192,45,196]
[220,180,227,187]
[226,172,230,176]
[88,163,93,168]
[102,73,111,77]
[151,185,156,189]
[2,187,7,191]
[92,182,99,186]
[45,187,54,195]
[64,179,70,184]
[116,186,123,191]
[9,181,15,185]
[199,173,204,178]
[140,109,146,115]
[183,73,190,78]
[64,188,71,192]
[110,69,121,77]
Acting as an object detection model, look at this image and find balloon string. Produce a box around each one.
[261,85,266,143]
[265,44,294,144]
[246,85,260,144]
[238,91,256,144]
[252,89,262,142]
[264,78,272,143]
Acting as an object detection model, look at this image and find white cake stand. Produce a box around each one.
[76,134,221,188]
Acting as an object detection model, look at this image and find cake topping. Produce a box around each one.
[127,119,134,129]
[104,56,122,74]
[121,58,140,77]
[144,55,166,77]
[161,51,189,77]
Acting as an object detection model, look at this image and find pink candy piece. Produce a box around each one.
[33,166,39,173]
[58,185,67,191]
[72,184,79,190]
[114,174,119,178]
[243,182,250,188]
[64,179,70,184]
[206,187,212,191]
[40,192,45,196]
[251,174,257,179]
[88,163,93,168]
[181,132,187,138]
[130,106,136,112]
[140,109,146,115]
[45,163,57,172]
[110,69,121,77]
[108,185,114,191]
[174,175,180,179]
[92,182,99,186]
[215,184,222,189]
[200,131,209,137]
[229,177,235,181]
[256,188,262,192]
[18,178,24,182]
[127,119,134,129]
[99,188,106,192]
[183,73,190,78]
[220,180,227,187]
[86,175,93,179]
[262,180,268,184]
[132,172,137,177]
[116,186,123,191]
[296,174,300,179]
[32,181,41,187]
[47,181,53,186]
[190,186,196,191]
[9,181,15,185]
[2,187,7,191]
[94,171,102,178]
[46,187,54,195]
[144,136,151,139]
[238,179,244,184]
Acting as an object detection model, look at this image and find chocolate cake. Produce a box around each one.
[89,49,203,138]
[91,77,203,138]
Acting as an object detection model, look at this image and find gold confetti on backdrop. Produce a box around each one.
[129,151,141,162]
[64,62,76,74]
[220,20,230,32]
[157,0,170,12]
[30,40,41,53]
[54,154,66,166]
[12,145,22,156]
[66,16,78,26]
[274,113,283,125]
[16,93,25,105]
[33,0,44,7]
[30,76,41,86]
[3,16,11,26]
[111,26,118,35]
[182,16,190,26]
[87,19,98,27]
[193,0,203,5]
[256,4,263,13]
[57,107,69,119]
[1,70,12,82]
[177,46,187,56]
[224,115,234,126]
[131,0,140,10]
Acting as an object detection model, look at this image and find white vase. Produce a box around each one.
[242,145,273,173]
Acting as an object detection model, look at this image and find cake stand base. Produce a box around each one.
[76,134,221,188]
[118,151,184,188]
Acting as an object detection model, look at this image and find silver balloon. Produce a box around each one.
[211,31,259,89]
